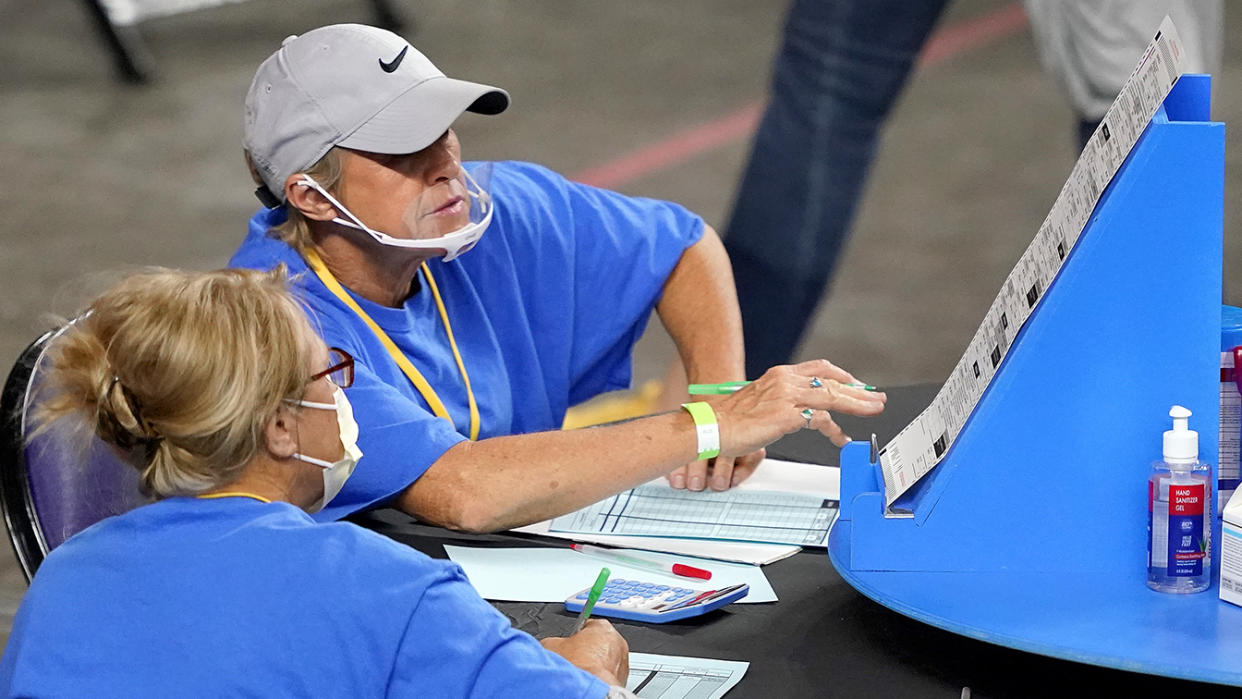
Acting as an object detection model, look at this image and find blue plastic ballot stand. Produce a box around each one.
[828,75,1237,685]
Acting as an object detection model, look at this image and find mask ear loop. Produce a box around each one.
[282,396,337,469]
[295,175,378,238]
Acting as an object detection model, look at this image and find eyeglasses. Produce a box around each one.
[310,347,354,388]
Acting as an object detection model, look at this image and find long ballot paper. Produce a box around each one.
[626,654,748,698]
[547,459,839,547]
[878,17,1188,508]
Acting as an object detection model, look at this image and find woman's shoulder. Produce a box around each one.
[269,514,462,585]
[43,500,455,591]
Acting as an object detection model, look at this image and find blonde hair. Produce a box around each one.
[35,267,313,499]
[244,148,344,252]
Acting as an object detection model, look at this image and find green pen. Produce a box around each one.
[687,381,749,395]
[688,381,878,394]
[574,567,611,633]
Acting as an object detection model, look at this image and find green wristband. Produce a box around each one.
[681,401,721,460]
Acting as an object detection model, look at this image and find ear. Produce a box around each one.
[284,173,338,222]
[263,404,300,460]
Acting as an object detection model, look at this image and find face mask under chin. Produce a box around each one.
[297,162,494,262]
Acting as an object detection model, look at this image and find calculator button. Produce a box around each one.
[654,585,669,591]
[575,594,587,600]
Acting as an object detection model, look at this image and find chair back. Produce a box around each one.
[0,326,149,581]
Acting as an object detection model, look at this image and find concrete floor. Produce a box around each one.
[2,0,1240,668]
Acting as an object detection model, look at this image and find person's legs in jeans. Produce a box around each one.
[724,0,949,379]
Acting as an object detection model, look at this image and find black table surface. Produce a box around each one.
[352,385,1240,698]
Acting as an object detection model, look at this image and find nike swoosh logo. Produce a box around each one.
[379,46,408,73]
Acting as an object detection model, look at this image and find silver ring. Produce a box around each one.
[809,377,823,388]
[801,408,814,429]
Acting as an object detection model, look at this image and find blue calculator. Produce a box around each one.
[563,578,749,623]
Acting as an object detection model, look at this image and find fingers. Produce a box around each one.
[712,361,881,457]
[728,449,764,487]
[683,458,710,491]
[671,457,745,491]
[579,618,615,635]
[709,456,735,491]
[755,363,884,408]
[579,620,628,669]
[665,464,689,489]
[793,381,886,416]
[788,358,857,384]
[550,620,629,687]
[672,455,758,491]
[808,411,850,446]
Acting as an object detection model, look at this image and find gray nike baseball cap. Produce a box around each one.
[244,24,509,204]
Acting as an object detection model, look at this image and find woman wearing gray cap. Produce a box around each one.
[0,268,632,697]
[230,24,886,531]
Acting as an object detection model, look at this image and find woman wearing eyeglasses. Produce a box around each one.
[0,268,630,698]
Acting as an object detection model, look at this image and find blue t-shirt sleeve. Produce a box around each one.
[389,566,607,699]
[491,162,705,406]
[315,357,468,522]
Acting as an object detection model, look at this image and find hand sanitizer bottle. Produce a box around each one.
[1148,406,1212,593]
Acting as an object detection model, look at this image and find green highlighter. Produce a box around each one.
[687,381,750,395]
[574,567,611,633]
[688,381,878,395]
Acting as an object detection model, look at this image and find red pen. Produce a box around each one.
[570,543,713,580]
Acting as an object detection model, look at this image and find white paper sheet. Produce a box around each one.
[444,545,776,603]
[511,459,837,563]
[731,457,838,496]
[626,653,748,698]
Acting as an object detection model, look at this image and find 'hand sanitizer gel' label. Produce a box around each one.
[1169,484,1207,576]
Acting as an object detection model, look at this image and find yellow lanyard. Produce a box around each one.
[196,492,272,504]
[303,248,481,440]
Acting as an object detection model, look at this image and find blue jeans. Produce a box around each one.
[724,0,949,378]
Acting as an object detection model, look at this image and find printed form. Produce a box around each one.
[626,654,748,699]
[547,459,839,547]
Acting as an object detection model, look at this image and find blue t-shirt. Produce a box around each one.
[0,497,606,698]
[229,161,704,520]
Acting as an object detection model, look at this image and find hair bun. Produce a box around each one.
[99,376,163,454]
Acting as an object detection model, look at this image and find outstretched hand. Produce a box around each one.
[666,359,886,490]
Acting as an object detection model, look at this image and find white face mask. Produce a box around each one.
[297,162,494,262]
[289,386,363,513]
